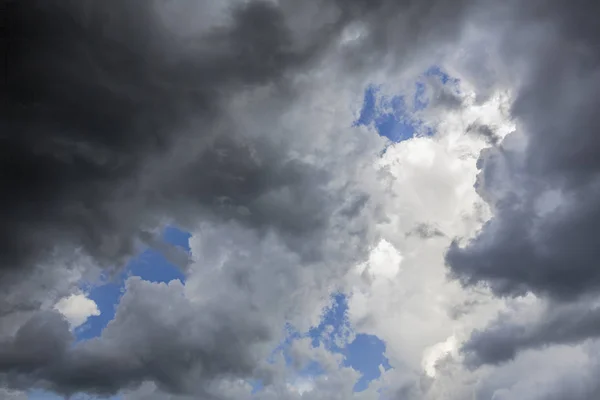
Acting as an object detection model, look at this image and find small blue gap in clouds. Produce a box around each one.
[269,323,303,366]
[425,65,458,86]
[423,65,461,97]
[163,226,192,252]
[308,293,350,350]
[346,334,392,392]
[308,294,392,392]
[354,84,425,142]
[249,379,264,395]
[354,85,380,127]
[75,226,190,341]
[355,66,460,144]
[414,81,429,111]
[261,293,391,393]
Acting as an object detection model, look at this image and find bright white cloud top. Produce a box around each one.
[54,293,101,328]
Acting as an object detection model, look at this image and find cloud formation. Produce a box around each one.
[4,0,600,399]
[442,0,600,389]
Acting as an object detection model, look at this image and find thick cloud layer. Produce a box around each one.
[2,0,472,300]
[442,0,600,385]
[3,0,317,276]
[2,0,399,395]
[446,0,600,300]
[5,0,600,399]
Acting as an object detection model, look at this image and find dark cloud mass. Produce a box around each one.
[445,0,600,372]
[447,0,600,299]
[1,0,309,275]
[1,0,470,286]
[463,300,600,366]
[0,0,434,396]
[0,279,272,396]
[1,0,370,395]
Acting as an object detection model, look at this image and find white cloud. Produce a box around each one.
[53,293,100,328]
[341,80,521,396]
[287,377,315,395]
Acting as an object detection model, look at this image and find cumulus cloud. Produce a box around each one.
[440,0,600,395]
[54,293,100,328]
[446,0,600,300]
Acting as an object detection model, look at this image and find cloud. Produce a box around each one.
[1,0,473,322]
[446,1,600,301]
[6,0,600,399]
[340,81,518,399]
[0,276,272,396]
[53,293,100,328]
[3,0,319,279]
[462,297,600,367]
[440,0,600,393]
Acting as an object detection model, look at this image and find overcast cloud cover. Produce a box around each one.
[2,0,600,398]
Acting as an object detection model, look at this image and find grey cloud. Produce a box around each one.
[0,278,271,396]
[438,1,600,390]
[466,122,500,145]
[407,223,446,239]
[0,389,27,400]
[2,0,379,395]
[464,300,600,367]
[1,0,469,314]
[1,0,383,331]
[446,0,600,301]
[472,342,600,400]
[2,0,312,277]
[423,74,463,111]
[336,0,476,75]
[1,0,479,297]
[0,209,378,397]
[0,311,72,378]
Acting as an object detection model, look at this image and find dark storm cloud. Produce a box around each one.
[1,0,307,275]
[1,0,375,395]
[0,0,479,294]
[463,300,600,366]
[1,0,397,318]
[446,0,600,301]
[0,0,481,291]
[443,0,600,375]
[0,0,474,293]
[0,278,272,397]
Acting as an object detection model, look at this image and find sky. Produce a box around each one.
[3,1,600,399]
[31,82,419,399]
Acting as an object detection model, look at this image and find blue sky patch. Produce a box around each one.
[75,226,189,341]
[354,85,426,142]
[311,294,391,392]
[425,65,459,86]
[356,66,458,142]
[266,293,391,393]
[354,85,420,142]
[69,197,395,394]
[346,334,392,391]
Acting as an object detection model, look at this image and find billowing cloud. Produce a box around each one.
[446,0,600,300]
[5,0,600,399]
[440,0,600,394]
